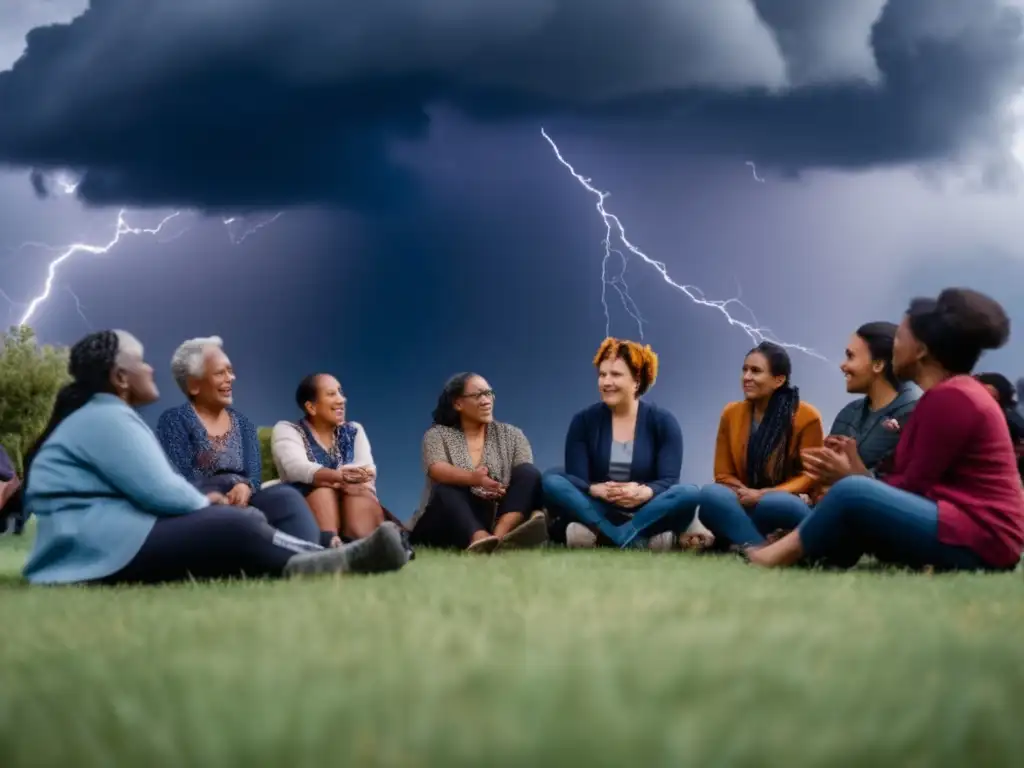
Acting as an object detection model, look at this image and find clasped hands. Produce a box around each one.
[590,481,653,509]
[801,435,868,486]
[324,465,376,495]
[470,466,506,500]
[205,480,252,507]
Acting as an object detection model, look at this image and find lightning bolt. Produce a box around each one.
[745,161,766,183]
[7,173,284,328]
[541,128,825,361]
[65,286,92,329]
[15,209,183,326]
[222,212,285,245]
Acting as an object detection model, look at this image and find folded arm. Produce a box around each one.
[423,426,478,486]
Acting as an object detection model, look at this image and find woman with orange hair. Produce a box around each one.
[542,338,700,550]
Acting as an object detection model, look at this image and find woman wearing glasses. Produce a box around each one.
[408,372,548,553]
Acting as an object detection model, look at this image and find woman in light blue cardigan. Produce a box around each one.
[22,330,409,585]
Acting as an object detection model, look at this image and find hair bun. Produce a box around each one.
[936,288,1009,351]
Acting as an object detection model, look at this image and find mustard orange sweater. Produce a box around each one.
[713,400,824,496]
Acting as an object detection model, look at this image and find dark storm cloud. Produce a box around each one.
[0,0,1021,210]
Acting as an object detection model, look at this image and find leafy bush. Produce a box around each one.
[258,426,278,483]
[0,327,70,474]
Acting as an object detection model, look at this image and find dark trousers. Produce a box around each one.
[97,506,324,585]
[410,463,543,549]
[194,477,320,545]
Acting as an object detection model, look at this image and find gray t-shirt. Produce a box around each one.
[608,440,633,482]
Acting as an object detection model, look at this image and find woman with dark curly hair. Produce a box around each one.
[21,330,410,585]
[745,288,1024,571]
[542,337,700,550]
[408,372,547,553]
[695,341,824,549]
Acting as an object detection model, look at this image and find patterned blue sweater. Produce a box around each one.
[156,403,264,491]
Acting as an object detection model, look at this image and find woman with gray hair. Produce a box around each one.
[156,336,327,546]
[22,330,409,584]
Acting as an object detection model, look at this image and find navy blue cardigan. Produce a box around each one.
[562,400,683,497]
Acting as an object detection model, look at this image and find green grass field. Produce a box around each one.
[2,531,1023,767]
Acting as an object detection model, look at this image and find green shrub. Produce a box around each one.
[0,326,71,474]
[258,426,278,483]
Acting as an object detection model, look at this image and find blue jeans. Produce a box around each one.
[766,475,992,571]
[697,483,810,548]
[542,471,700,548]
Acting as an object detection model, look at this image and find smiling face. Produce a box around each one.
[304,374,347,426]
[598,355,638,407]
[188,347,236,408]
[741,351,785,402]
[455,375,495,425]
[839,333,884,394]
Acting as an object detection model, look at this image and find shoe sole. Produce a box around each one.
[467,536,501,554]
[497,512,549,551]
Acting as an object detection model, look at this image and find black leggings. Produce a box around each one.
[194,478,320,544]
[97,506,323,585]
[410,463,543,549]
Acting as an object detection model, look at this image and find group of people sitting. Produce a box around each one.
[5,286,1024,585]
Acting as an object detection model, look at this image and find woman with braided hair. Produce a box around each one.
[695,341,824,550]
[542,337,701,550]
[745,288,1024,571]
[21,330,409,585]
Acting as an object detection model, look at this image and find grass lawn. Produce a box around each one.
[1,531,1023,767]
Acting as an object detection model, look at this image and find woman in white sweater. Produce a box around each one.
[272,373,403,546]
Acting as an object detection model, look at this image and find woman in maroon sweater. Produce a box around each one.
[744,287,1024,572]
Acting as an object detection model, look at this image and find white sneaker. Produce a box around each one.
[647,531,676,553]
[566,522,598,549]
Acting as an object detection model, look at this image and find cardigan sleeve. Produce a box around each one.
[713,407,743,487]
[647,408,682,496]
[769,408,824,496]
[155,407,197,483]
[348,423,376,472]
[237,412,263,491]
[271,421,321,484]
[83,407,209,516]
[563,411,592,492]
[508,425,534,467]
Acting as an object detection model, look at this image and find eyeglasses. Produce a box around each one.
[461,389,495,402]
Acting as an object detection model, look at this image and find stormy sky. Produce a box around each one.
[2,0,1023,518]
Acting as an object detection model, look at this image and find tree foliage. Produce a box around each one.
[0,326,70,474]
[258,427,278,483]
